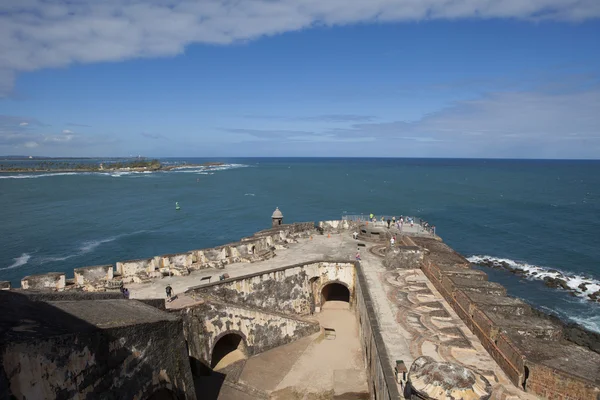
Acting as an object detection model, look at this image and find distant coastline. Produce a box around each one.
[0,159,224,173]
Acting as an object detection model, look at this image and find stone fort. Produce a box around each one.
[1,210,599,400]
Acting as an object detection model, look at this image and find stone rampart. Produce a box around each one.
[414,236,600,400]
[355,260,401,400]
[10,221,316,291]
[188,261,355,316]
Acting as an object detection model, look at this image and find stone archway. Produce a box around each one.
[321,282,350,305]
[210,332,248,370]
[146,388,178,400]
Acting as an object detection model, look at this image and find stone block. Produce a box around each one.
[116,258,153,277]
[21,272,66,291]
[485,311,562,341]
[0,281,10,290]
[448,277,507,296]
[438,265,488,281]
[74,265,114,286]
[463,292,532,316]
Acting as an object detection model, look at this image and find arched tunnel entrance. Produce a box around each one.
[146,388,178,400]
[321,282,350,305]
[210,333,247,371]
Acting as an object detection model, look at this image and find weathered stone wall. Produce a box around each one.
[21,272,66,291]
[0,293,196,400]
[355,260,401,400]
[181,300,319,372]
[10,221,316,290]
[414,237,600,400]
[74,264,113,287]
[189,261,355,316]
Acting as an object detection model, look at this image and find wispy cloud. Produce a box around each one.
[244,114,376,122]
[141,132,165,140]
[1,0,599,96]
[67,122,91,127]
[220,85,600,157]
[0,114,115,152]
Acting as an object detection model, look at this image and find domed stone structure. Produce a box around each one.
[407,356,492,400]
[272,207,283,227]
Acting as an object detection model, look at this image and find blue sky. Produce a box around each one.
[1,1,599,158]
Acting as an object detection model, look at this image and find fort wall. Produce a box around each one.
[413,236,600,400]
[188,261,355,316]
[181,299,320,375]
[0,292,196,400]
[13,222,316,291]
[355,261,402,400]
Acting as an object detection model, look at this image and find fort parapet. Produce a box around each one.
[1,211,599,400]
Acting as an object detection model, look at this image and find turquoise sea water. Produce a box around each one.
[1,158,599,331]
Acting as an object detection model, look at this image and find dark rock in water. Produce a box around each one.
[543,277,570,291]
[578,283,588,291]
[408,356,492,400]
[588,291,600,302]
[531,272,538,275]
[548,269,561,274]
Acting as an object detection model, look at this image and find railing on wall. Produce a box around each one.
[341,214,437,236]
[342,214,422,224]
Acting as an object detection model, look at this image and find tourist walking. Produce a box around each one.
[387,218,391,228]
[166,284,173,302]
[355,250,361,261]
[123,288,130,299]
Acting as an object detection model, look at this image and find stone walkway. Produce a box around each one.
[239,301,367,399]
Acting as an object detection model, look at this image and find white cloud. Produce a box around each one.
[62,129,73,134]
[19,122,28,126]
[23,141,38,148]
[324,88,600,157]
[1,0,599,96]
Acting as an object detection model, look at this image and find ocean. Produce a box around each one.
[1,158,599,332]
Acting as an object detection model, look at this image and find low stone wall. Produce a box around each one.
[188,261,356,316]
[9,221,316,291]
[355,260,401,400]
[74,264,113,287]
[21,272,66,291]
[0,281,10,290]
[414,237,600,400]
[181,299,320,373]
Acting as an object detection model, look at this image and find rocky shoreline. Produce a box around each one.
[468,255,600,302]
[0,161,225,174]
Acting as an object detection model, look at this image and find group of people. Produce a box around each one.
[120,286,130,299]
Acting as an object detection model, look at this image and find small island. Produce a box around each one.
[0,158,225,173]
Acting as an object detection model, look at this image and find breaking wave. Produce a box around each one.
[467,255,600,302]
[170,163,249,174]
[1,253,31,271]
[39,230,147,263]
[0,172,84,179]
